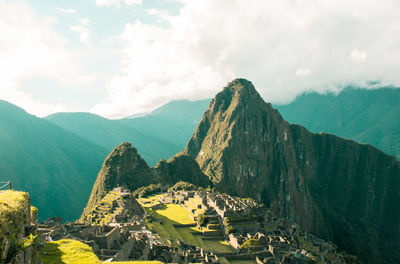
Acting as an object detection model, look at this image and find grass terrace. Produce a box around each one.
[39,239,163,264]
[0,190,30,223]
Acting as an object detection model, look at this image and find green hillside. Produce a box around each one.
[275,87,400,159]
[0,100,108,221]
[47,99,210,166]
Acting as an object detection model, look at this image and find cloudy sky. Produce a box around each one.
[1,0,400,118]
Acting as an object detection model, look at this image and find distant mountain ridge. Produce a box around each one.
[275,87,400,160]
[0,100,108,221]
[46,99,210,166]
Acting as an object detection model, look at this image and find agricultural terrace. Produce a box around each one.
[138,194,235,254]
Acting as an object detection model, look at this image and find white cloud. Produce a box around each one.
[92,0,400,118]
[58,8,76,14]
[123,0,141,5]
[0,1,92,116]
[80,18,90,25]
[147,8,170,21]
[95,0,141,7]
[296,68,311,77]
[350,49,368,64]
[70,26,90,46]
[96,0,118,7]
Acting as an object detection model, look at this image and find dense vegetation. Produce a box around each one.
[276,87,400,160]
[167,181,197,192]
[132,184,163,198]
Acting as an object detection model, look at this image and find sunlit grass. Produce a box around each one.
[153,204,194,225]
[0,190,30,239]
[39,239,100,264]
[0,190,29,218]
[39,239,162,264]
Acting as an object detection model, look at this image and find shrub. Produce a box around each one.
[132,184,162,198]
[168,181,196,192]
[196,213,205,226]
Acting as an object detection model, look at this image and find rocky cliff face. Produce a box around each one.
[183,79,400,264]
[81,142,209,221]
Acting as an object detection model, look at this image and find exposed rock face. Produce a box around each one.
[81,143,209,221]
[183,78,400,264]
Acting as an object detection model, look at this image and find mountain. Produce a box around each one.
[0,100,108,221]
[275,87,400,160]
[80,142,209,221]
[182,79,400,264]
[46,99,210,166]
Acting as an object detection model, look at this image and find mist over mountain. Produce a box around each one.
[0,100,107,221]
[275,87,400,160]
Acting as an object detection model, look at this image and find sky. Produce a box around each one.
[0,0,400,119]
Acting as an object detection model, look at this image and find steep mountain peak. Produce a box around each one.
[184,78,286,184]
[183,79,400,264]
[80,142,156,220]
[210,78,265,115]
[222,78,257,95]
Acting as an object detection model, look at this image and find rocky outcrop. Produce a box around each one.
[0,191,38,264]
[183,78,400,264]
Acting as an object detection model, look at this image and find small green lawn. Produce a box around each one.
[152,203,195,225]
[39,239,100,264]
